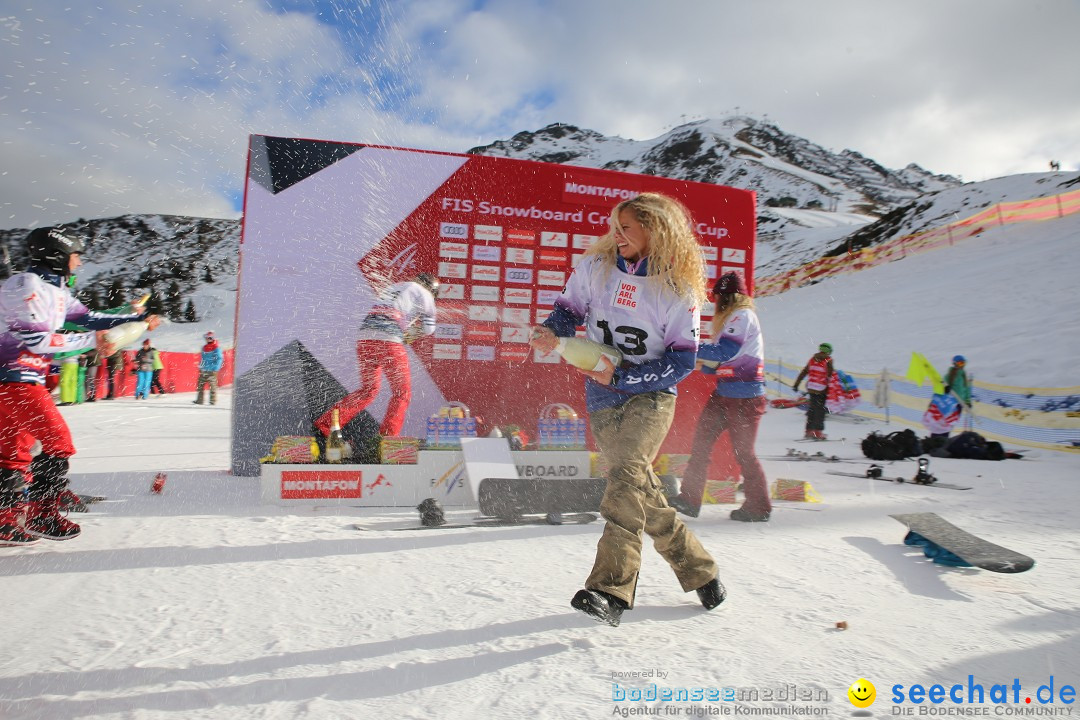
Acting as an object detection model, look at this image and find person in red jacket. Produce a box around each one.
[793,343,835,440]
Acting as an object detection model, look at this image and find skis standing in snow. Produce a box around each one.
[0,228,159,546]
[530,193,724,626]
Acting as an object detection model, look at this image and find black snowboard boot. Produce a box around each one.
[571,588,627,627]
[696,577,727,610]
[668,493,701,518]
[730,507,770,522]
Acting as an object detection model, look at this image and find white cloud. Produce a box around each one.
[1,0,1078,229]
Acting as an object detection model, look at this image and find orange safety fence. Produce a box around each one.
[757,189,1080,297]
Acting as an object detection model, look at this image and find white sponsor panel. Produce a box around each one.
[536,290,561,306]
[504,267,533,284]
[471,265,501,282]
[721,247,746,264]
[538,270,566,286]
[540,231,568,248]
[439,283,465,300]
[438,261,467,279]
[433,344,463,360]
[467,345,496,361]
[501,326,532,344]
[706,263,717,279]
[435,324,463,341]
[572,234,598,250]
[571,253,585,267]
[700,246,719,261]
[535,309,551,323]
[502,307,531,324]
[504,288,533,305]
[468,305,499,322]
[471,285,501,302]
[439,241,469,259]
[439,222,469,240]
[472,245,501,262]
[474,224,503,242]
[505,247,534,264]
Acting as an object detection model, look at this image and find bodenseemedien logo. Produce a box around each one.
[848,678,876,708]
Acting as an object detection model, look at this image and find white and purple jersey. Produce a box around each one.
[543,255,700,412]
[358,281,437,344]
[0,269,143,385]
[698,308,765,398]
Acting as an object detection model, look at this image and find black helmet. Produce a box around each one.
[26,227,85,277]
[414,272,440,298]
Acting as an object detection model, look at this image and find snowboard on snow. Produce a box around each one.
[353,512,598,532]
[826,466,972,490]
[478,477,608,519]
[890,512,1034,573]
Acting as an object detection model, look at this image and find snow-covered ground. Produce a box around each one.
[3,388,1078,720]
[3,185,1078,720]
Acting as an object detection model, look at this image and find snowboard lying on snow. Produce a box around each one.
[890,512,1034,573]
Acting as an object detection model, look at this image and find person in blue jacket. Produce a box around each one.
[193,331,224,405]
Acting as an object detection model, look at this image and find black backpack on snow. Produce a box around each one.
[861,429,923,461]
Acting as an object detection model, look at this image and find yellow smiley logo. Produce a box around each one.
[847,678,876,708]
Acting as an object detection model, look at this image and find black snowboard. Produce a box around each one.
[891,512,1035,573]
[478,477,608,519]
[353,512,598,532]
[826,469,972,490]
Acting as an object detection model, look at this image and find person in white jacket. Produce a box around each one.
[530,193,723,626]
[0,228,158,545]
[315,274,439,438]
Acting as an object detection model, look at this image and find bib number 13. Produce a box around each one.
[596,319,649,356]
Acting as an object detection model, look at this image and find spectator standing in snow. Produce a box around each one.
[314,274,440,438]
[793,343,835,440]
[149,343,166,395]
[194,332,223,405]
[529,192,723,627]
[104,348,124,399]
[134,339,156,400]
[82,348,101,402]
[669,271,771,522]
[944,355,971,408]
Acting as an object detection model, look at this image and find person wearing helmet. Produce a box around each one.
[0,227,160,545]
[792,342,835,440]
[314,273,440,438]
[193,331,224,405]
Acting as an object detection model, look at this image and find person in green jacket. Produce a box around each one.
[149,344,166,395]
[944,355,972,408]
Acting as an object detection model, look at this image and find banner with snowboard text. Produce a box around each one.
[231,135,756,476]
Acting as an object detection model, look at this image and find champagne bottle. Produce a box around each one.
[103,321,150,348]
[553,337,623,372]
[326,409,345,464]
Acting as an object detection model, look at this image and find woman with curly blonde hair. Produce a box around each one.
[530,192,723,627]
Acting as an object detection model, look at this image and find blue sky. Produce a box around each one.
[2,0,1078,229]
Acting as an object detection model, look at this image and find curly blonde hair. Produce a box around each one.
[711,293,756,337]
[585,193,707,305]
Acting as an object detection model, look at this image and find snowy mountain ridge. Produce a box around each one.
[2,116,1076,353]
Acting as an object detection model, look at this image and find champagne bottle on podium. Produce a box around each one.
[325,409,345,464]
[103,320,150,348]
[553,336,623,372]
